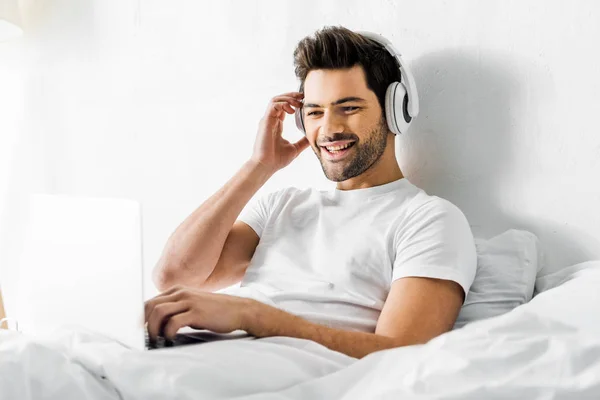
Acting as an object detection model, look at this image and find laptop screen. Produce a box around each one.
[15,194,145,349]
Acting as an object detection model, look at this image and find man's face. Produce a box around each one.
[302,65,389,182]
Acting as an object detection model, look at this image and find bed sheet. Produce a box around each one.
[1,262,599,400]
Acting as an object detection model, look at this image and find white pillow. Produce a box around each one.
[454,229,542,329]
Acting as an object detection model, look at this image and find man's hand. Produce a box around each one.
[251,92,310,174]
[144,285,256,341]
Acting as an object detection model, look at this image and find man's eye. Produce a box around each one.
[307,107,358,116]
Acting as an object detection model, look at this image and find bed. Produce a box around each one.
[1,257,599,399]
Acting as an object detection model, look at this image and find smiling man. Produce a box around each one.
[302,73,391,188]
[147,26,477,359]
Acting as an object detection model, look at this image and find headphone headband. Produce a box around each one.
[354,31,419,118]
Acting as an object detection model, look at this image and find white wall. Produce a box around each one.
[1,0,599,316]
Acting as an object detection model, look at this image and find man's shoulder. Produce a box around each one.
[265,185,307,199]
[414,194,460,212]
[399,181,465,218]
[266,183,465,216]
[403,192,470,234]
[257,186,316,211]
[268,185,323,201]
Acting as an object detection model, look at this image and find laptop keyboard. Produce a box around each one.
[144,326,173,349]
[144,326,252,349]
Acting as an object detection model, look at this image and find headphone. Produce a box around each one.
[294,30,419,136]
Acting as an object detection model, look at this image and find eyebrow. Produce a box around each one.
[303,97,367,109]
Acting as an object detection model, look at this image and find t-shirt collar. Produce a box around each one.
[331,177,409,203]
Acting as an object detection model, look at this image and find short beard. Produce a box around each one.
[317,117,389,182]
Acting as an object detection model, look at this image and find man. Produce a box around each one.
[145,26,477,359]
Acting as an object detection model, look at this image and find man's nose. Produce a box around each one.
[319,111,346,137]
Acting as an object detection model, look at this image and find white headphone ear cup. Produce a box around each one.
[295,106,305,135]
[385,81,410,135]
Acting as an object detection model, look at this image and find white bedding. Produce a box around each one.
[2,261,600,400]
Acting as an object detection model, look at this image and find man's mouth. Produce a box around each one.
[320,142,356,161]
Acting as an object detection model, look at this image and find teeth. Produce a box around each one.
[326,143,353,152]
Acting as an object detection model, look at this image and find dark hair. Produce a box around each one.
[293,25,401,118]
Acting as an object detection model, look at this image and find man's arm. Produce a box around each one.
[145,276,463,359]
[153,92,307,291]
[153,159,273,291]
[244,276,464,359]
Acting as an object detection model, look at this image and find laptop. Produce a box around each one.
[15,193,251,350]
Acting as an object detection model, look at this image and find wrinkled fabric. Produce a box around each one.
[1,263,600,400]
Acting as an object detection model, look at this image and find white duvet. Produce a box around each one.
[2,262,600,400]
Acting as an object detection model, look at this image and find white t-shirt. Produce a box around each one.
[229,177,477,333]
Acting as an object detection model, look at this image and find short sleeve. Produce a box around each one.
[392,198,477,301]
[237,189,281,238]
